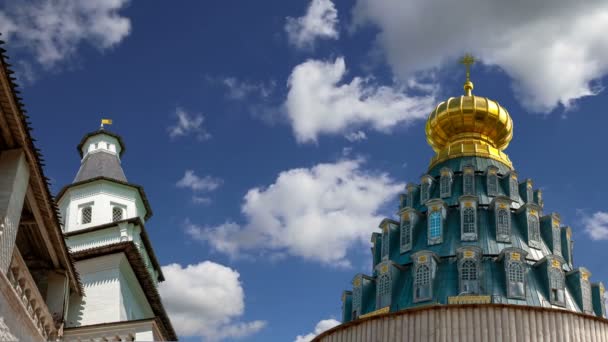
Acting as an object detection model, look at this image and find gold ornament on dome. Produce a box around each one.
[425,54,514,169]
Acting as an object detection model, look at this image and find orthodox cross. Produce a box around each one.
[460,54,475,83]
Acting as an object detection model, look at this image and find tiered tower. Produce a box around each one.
[56,128,176,341]
[316,56,608,341]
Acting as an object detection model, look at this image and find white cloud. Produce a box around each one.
[176,170,222,205]
[186,159,403,266]
[0,0,131,68]
[294,319,340,342]
[344,131,367,142]
[221,77,275,100]
[177,170,222,192]
[168,108,211,141]
[352,0,608,112]
[285,57,436,143]
[582,211,608,240]
[159,262,266,341]
[285,0,339,49]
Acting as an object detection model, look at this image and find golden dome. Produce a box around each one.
[425,55,514,169]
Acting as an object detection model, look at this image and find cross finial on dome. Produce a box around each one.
[459,54,475,96]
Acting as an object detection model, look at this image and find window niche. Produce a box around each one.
[399,208,419,253]
[375,262,395,310]
[439,168,453,198]
[538,256,566,307]
[412,251,438,303]
[406,183,419,209]
[591,283,607,317]
[459,195,478,241]
[500,248,528,299]
[518,179,534,204]
[457,246,482,295]
[112,206,124,222]
[462,165,475,195]
[426,199,446,245]
[420,175,434,204]
[79,203,94,225]
[520,205,542,249]
[486,166,499,197]
[561,227,574,266]
[351,274,374,319]
[534,189,544,208]
[549,265,566,306]
[567,268,594,315]
[491,196,512,243]
[507,171,519,201]
[379,219,398,261]
[341,291,353,323]
[352,276,362,319]
[541,213,562,256]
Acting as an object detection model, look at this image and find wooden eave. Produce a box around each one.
[64,217,165,281]
[0,36,82,295]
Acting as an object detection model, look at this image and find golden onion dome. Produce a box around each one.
[426,55,514,169]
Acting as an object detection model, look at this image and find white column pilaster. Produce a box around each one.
[0,149,29,273]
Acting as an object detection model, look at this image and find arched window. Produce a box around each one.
[497,208,510,238]
[526,186,533,204]
[440,172,451,198]
[81,206,92,224]
[528,215,541,247]
[463,208,476,234]
[487,173,498,196]
[400,220,411,252]
[414,265,431,301]
[507,261,525,298]
[429,211,442,241]
[377,273,391,309]
[460,259,479,294]
[463,171,475,195]
[420,183,430,203]
[549,267,565,306]
[381,230,390,260]
[112,207,123,222]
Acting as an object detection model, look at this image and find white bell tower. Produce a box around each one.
[56,127,176,341]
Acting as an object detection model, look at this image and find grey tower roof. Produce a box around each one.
[74,151,127,183]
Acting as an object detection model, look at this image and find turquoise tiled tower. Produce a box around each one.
[341,57,606,322]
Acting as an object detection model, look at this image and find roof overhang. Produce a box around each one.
[64,217,165,281]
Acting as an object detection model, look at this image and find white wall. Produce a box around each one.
[67,253,155,328]
[58,180,148,232]
[67,254,122,327]
[119,256,154,321]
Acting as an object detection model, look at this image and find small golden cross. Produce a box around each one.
[459,54,476,82]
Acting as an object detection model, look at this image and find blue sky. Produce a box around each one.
[2,0,608,341]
